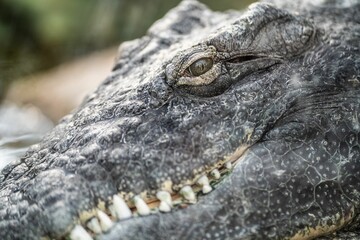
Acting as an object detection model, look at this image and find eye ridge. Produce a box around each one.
[188,57,213,77]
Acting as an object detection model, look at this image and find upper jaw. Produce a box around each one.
[65,72,262,238]
[68,143,252,239]
[86,146,257,240]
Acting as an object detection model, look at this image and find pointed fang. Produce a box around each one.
[202,185,212,194]
[97,210,113,232]
[70,225,93,240]
[112,195,132,220]
[87,217,102,234]
[133,195,151,216]
[180,186,196,202]
[210,169,221,180]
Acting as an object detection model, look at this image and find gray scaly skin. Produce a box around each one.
[0,0,359,239]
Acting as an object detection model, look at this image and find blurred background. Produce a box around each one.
[0,0,255,169]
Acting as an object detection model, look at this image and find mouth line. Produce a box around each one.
[129,157,236,210]
[68,145,249,239]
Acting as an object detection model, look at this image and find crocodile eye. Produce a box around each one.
[188,58,213,76]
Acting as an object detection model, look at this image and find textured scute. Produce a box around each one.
[100,111,360,239]
[0,168,95,239]
[0,1,231,239]
[0,0,360,239]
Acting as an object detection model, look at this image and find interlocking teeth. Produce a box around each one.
[111,195,132,220]
[225,162,232,169]
[180,186,196,202]
[156,190,172,212]
[97,210,113,232]
[133,195,151,216]
[70,163,234,239]
[210,169,221,180]
[197,175,212,194]
[87,217,102,234]
[70,225,93,240]
[156,191,172,206]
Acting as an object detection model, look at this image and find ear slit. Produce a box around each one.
[228,55,262,63]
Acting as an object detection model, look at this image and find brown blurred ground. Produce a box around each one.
[5,47,117,122]
[2,0,256,123]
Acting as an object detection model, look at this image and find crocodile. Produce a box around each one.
[1,0,359,239]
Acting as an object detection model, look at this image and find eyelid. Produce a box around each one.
[179,45,217,75]
[176,63,222,86]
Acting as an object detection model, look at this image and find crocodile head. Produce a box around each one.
[1,1,359,240]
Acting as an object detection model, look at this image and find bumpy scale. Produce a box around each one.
[0,0,359,240]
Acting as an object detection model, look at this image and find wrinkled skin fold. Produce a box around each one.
[0,0,360,239]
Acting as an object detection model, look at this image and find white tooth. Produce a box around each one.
[197,175,212,194]
[225,162,232,169]
[87,217,102,234]
[70,225,93,240]
[156,191,172,206]
[180,186,196,202]
[210,169,221,180]
[133,195,151,216]
[202,185,212,194]
[112,195,132,219]
[197,175,210,186]
[97,210,113,232]
[109,204,116,218]
[159,201,171,212]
